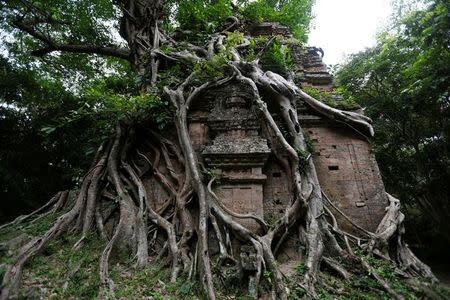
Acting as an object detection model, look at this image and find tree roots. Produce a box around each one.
[0,21,439,300]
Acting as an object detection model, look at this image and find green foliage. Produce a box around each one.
[303,86,360,110]
[240,0,314,41]
[287,263,309,298]
[304,134,315,154]
[260,38,294,75]
[176,0,233,33]
[297,149,311,173]
[245,36,269,61]
[286,254,448,299]
[294,263,308,276]
[0,57,105,223]
[191,31,245,85]
[263,270,272,281]
[191,54,228,84]
[83,86,171,128]
[1,0,123,89]
[336,0,450,254]
[0,219,201,299]
[173,0,313,41]
[246,36,294,74]
[225,31,246,49]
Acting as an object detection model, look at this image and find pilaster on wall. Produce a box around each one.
[199,82,271,233]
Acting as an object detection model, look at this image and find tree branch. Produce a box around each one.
[31,45,131,60]
[13,20,131,61]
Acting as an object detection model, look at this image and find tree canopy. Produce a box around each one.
[337,0,450,256]
[0,0,315,223]
[0,0,447,299]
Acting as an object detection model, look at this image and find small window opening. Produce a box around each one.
[332,145,337,149]
[273,172,281,178]
[312,138,319,142]
[328,165,339,171]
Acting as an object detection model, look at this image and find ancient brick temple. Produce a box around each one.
[188,79,388,229]
[145,23,388,259]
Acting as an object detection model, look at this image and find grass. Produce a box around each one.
[16,233,204,299]
[19,233,104,299]
[111,262,201,299]
[286,256,450,300]
[2,216,449,299]
[0,214,202,299]
[0,213,58,243]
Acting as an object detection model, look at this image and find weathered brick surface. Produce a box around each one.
[216,183,265,232]
[141,25,388,239]
[262,156,292,221]
[249,22,292,37]
[185,96,388,235]
[189,122,209,151]
[199,82,270,232]
[303,122,388,232]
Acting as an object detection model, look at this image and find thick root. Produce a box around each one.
[0,26,439,300]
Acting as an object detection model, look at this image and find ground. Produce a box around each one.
[1,213,448,299]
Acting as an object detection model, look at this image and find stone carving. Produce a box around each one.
[201,82,270,232]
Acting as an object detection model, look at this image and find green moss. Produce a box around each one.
[0,225,21,244]
[0,264,6,283]
[265,214,279,227]
[0,216,201,299]
[1,226,106,299]
[112,265,168,299]
[303,133,315,154]
[297,149,311,173]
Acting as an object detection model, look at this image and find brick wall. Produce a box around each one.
[303,121,388,233]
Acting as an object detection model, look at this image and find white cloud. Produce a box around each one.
[308,0,392,65]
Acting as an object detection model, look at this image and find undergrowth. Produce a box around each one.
[286,257,450,300]
[1,216,449,299]
[303,86,360,111]
[0,216,201,299]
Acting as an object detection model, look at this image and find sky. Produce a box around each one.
[308,0,393,65]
